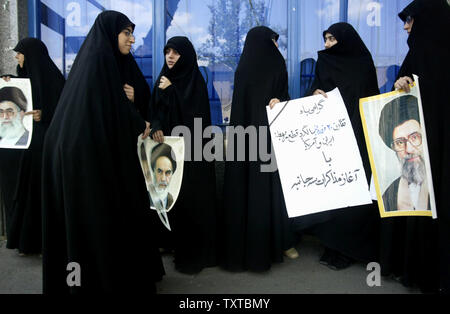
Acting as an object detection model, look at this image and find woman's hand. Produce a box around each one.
[152,130,165,144]
[1,76,11,82]
[142,121,151,140]
[124,84,135,103]
[158,76,172,90]
[394,76,414,93]
[313,89,328,98]
[269,98,281,110]
[25,110,42,122]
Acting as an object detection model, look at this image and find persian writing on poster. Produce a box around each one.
[267,88,372,218]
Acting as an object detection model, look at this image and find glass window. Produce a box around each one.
[41,24,64,72]
[40,0,153,85]
[300,0,341,61]
[299,0,341,96]
[348,0,411,93]
[37,0,414,120]
[165,0,288,126]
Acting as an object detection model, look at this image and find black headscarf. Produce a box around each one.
[234,26,284,86]
[380,0,450,294]
[297,22,380,264]
[13,38,65,125]
[310,23,379,123]
[221,26,294,272]
[41,10,163,294]
[309,22,379,178]
[150,36,211,134]
[322,23,371,57]
[230,26,288,128]
[148,36,218,274]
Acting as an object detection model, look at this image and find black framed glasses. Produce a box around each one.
[391,132,422,152]
[122,30,135,39]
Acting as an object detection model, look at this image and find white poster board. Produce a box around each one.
[0,78,33,149]
[267,88,372,218]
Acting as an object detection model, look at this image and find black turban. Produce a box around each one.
[150,143,177,173]
[379,95,420,149]
[0,87,27,112]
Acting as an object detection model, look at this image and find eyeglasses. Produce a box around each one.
[391,132,422,152]
[0,108,16,118]
[122,30,135,39]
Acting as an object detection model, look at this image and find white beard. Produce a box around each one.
[153,177,169,202]
[0,115,26,145]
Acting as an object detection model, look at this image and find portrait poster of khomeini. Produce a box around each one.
[138,137,185,230]
[360,77,437,219]
[0,79,33,149]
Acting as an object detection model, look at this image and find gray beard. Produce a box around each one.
[0,116,26,141]
[400,155,426,185]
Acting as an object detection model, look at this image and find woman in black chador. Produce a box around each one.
[41,11,163,294]
[383,0,450,294]
[221,26,297,273]
[149,36,218,274]
[3,38,65,255]
[301,22,380,270]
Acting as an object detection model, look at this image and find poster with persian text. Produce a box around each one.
[267,88,372,218]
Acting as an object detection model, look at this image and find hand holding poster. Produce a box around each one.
[360,75,437,219]
[0,78,33,149]
[267,88,372,218]
[138,136,185,230]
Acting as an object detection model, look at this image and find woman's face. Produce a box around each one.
[165,48,181,69]
[118,26,135,55]
[404,16,414,35]
[324,32,338,49]
[272,38,279,49]
[15,52,25,68]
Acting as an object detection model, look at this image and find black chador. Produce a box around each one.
[41,11,163,294]
[380,0,450,294]
[149,36,218,274]
[221,26,296,272]
[300,22,381,269]
[5,38,65,255]
[122,51,151,119]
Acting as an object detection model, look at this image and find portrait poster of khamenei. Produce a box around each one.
[138,136,185,230]
[0,78,33,149]
[360,75,437,219]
